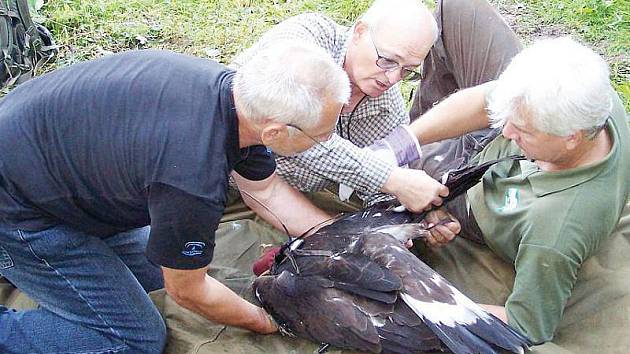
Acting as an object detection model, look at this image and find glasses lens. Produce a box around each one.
[376,57,399,70]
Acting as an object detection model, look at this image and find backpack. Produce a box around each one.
[0,0,57,90]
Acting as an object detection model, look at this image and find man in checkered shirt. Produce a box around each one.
[231,0,521,209]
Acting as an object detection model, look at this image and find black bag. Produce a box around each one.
[0,0,57,89]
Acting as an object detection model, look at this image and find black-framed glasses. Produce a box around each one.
[286,123,334,153]
[368,30,423,82]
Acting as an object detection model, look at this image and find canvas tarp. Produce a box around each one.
[2,195,629,354]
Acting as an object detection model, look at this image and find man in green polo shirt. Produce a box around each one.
[408,37,630,344]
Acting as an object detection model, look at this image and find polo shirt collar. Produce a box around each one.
[526,119,619,197]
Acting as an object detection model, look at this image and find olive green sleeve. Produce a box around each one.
[505,244,579,344]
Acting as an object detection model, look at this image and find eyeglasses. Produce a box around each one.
[367,30,423,82]
[286,123,334,153]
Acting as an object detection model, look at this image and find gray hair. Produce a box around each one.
[488,36,613,137]
[232,40,350,129]
[360,0,438,43]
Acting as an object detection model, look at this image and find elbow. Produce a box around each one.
[241,192,261,210]
[240,182,277,212]
[165,281,197,309]
[506,307,555,345]
[242,192,271,215]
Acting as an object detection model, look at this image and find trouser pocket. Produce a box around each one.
[0,245,14,270]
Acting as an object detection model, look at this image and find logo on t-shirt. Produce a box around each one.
[182,241,206,257]
[498,188,520,212]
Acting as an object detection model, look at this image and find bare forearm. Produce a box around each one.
[164,268,274,333]
[234,172,331,236]
[480,304,508,323]
[409,82,494,144]
[183,275,268,330]
[248,180,330,235]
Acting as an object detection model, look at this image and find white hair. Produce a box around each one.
[488,36,613,137]
[360,0,438,43]
[233,40,350,129]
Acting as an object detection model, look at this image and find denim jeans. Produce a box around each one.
[0,224,166,354]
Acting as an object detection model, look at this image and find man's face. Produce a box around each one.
[501,114,570,164]
[266,98,342,157]
[345,21,432,97]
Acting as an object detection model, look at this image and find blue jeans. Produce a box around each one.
[0,224,166,354]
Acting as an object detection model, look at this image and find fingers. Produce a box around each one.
[408,181,448,212]
[426,208,449,223]
[438,184,450,198]
[424,224,456,247]
[423,210,461,248]
[388,168,449,213]
[427,185,449,209]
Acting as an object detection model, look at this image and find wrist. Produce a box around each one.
[249,306,278,334]
[381,166,402,195]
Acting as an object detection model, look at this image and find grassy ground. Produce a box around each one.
[25,0,630,111]
[491,0,628,110]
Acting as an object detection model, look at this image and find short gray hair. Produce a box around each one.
[488,36,613,137]
[232,40,350,129]
[360,0,438,43]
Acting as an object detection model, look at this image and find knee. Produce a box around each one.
[144,318,167,354]
[438,0,493,19]
[122,312,167,354]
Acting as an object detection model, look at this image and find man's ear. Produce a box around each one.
[564,132,581,151]
[260,123,289,146]
[352,20,369,43]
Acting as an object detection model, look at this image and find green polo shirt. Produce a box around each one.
[467,96,629,344]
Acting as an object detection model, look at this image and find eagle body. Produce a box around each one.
[253,206,531,354]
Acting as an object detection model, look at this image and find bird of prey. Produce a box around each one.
[253,155,530,354]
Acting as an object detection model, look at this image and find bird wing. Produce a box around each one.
[254,271,383,353]
[361,232,531,354]
[277,233,403,303]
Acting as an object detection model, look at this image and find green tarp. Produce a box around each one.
[2,196,629,353]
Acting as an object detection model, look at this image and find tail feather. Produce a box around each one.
[400,293,529,354]
[464,315,530,353]
[422,319,499,354]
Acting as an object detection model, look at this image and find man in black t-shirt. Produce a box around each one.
[0,42,350,353]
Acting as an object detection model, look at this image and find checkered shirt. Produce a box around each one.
[231,13,408,200]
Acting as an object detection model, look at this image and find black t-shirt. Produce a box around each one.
[0,50,275,269]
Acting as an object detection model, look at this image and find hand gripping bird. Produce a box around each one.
[253,155,531,354]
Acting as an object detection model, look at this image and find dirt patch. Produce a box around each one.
[488,0,628,84]
[489,0,570,42]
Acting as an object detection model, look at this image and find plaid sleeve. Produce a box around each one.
[231,13,411,197]
[276,84,411,195]
[277,133,394,194]
[349,85,409,203]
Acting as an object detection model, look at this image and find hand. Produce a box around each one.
[251,306,278,334]
[423,209,461,248]
[382,167,449,213]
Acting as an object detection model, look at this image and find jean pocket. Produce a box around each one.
[0,245,14,269]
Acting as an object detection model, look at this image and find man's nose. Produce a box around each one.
[383,69,401,84]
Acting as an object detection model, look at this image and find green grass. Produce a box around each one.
[37,0,371,66]
[23,0,630,112]
[513,0,629,110]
